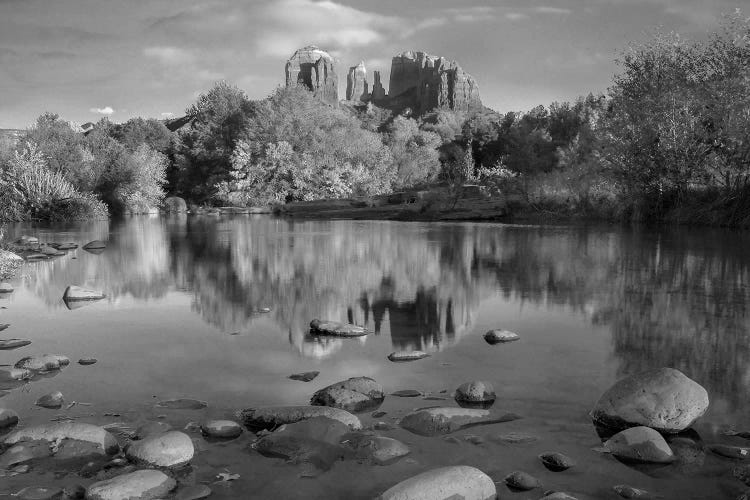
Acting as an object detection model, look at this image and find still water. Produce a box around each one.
[1,215,750,499]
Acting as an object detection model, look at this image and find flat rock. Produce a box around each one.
[36,390,64,409]
[125,430,194,467]
[604,426,675,463]
[0,339,31,350]
[3,422,119,455]
[539,451,576,471]
[311,376,384,412]
[175,485,212,500]
[591,368,708,433]
[309,319,368,337]
[238,405,362,431]
[399,407,520,436]
[85,469,177,500]
[484,329,520,344]
[388,351,429,362]
[504,470,541,490]
[78,358,98,365]
[455,381,496,407]
[155,398,207,410]
[63,286,105,302]
[15,354,70,372]
[0,408,19,429]
[82,240,107,250]
[391,390,422,397]
[16,487,64,500]
[289,371,319,382]
[201,419,242,439]
[377,465,496,500]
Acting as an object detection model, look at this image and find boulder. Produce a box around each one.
[377,465,496,500]
[3,422,119,455]
[63,286,105,302]
[163,196,188,213]
[311,376,384,412]
[0,339,31,350]
[238,405,362,431]
[484,329,520,344]
[591,368,709,433]
[399,407,520,436]
[388,351,429,362]
[504,470,541,490]
[309,319,368,337]
[36,391,64,409]
[15,354,70,372]
[455,381,496,407]
[604,426,675,463]
[0,408,19,429]
[125,430,194,468]
[285,46,338,106]
[201,420,242,439]
[85,470,177,500]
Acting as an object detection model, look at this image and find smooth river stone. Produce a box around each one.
[309,319,368,337]
[238,405,362,431]
[604,426,675,463]
[78,358,98,365]
[0,339,31,350]
[455,381,496,405]
[591,367,709,433]
[310,376,384,413]
[504,470,541,490]
[377,465,496,500]
[399,407,521,436]
[347,435,410,465]
[15,354,70,371]
[36,391,64,409]
[86,470,177,500]
[201,419,242,438]
[125,430,194,468]
[388,351,429,362]
[0,408,19,429]
[484,329,520,344]
[3,422,119,455]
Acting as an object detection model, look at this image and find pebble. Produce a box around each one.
[289,371,319,382]
[484,329,520,344]
[78,358,98,365]
[539,451,576,471]
[372,411,387,418]
[201,419,242,438]
[309,319,368,337]
[504,470,541,490]
[36,391,64,409]
[387,350,429,362]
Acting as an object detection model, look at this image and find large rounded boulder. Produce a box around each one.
[125,430,194,468]
[311,376,384,413]
[377,465,496,500]
[604,426,675,463]
[591,368,708,433]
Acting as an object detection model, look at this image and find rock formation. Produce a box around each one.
[371,71,386,101]
[285,46,339,106]
[346,61,368,102]
[387,51,481,115]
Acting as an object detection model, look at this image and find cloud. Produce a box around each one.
[535,6,573,15]
[89,106,114,115]
[143,46,194,65]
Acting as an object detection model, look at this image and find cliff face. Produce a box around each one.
[285,46,339,106]
[345,61,368,102]
[388,51,481,115]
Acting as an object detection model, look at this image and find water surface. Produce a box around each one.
[1,216,749,499]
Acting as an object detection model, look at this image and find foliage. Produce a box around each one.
[107,117,173,153]
[386,116,441,189]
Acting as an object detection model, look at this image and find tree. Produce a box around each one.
[386,116,441,189]
[108,117,173,153]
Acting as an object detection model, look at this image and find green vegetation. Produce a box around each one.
[1,12,747,226]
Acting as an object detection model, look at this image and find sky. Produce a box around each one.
[0,0,744,128]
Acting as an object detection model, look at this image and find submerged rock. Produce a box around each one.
[239,405,362,431]
[613,485,660,499]
[0,339,31,350]
[63,286,105,302]
[133,421,172,439]
[78,358,98,365]
[289,371,319,382]
[399,407,520,436]
[82,240,107,251]
[604,426,675,463]
[15,354,69,372]
[311,376,384,412]
[455,381,496,408]
[377,465,496,500]
[201,420,242,439]
[15,486,64,500]
[709,443,750,459]
[86,469,177,500]
[504,470,541,490]
[0,408,19,429]
[484,329,520,344]
[3,422,119,455]
[36,390,64,409]
[175,485,212,500]
[155,398,207,410]
[387,351,429,362]
[309,319,368,337]
[125,430,194,468]
[539,451,576,471]
[345,435,410,465]
[591,368,708,433]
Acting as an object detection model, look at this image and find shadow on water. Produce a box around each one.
[8,217,750,413]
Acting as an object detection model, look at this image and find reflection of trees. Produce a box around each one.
[13,217,750,409]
